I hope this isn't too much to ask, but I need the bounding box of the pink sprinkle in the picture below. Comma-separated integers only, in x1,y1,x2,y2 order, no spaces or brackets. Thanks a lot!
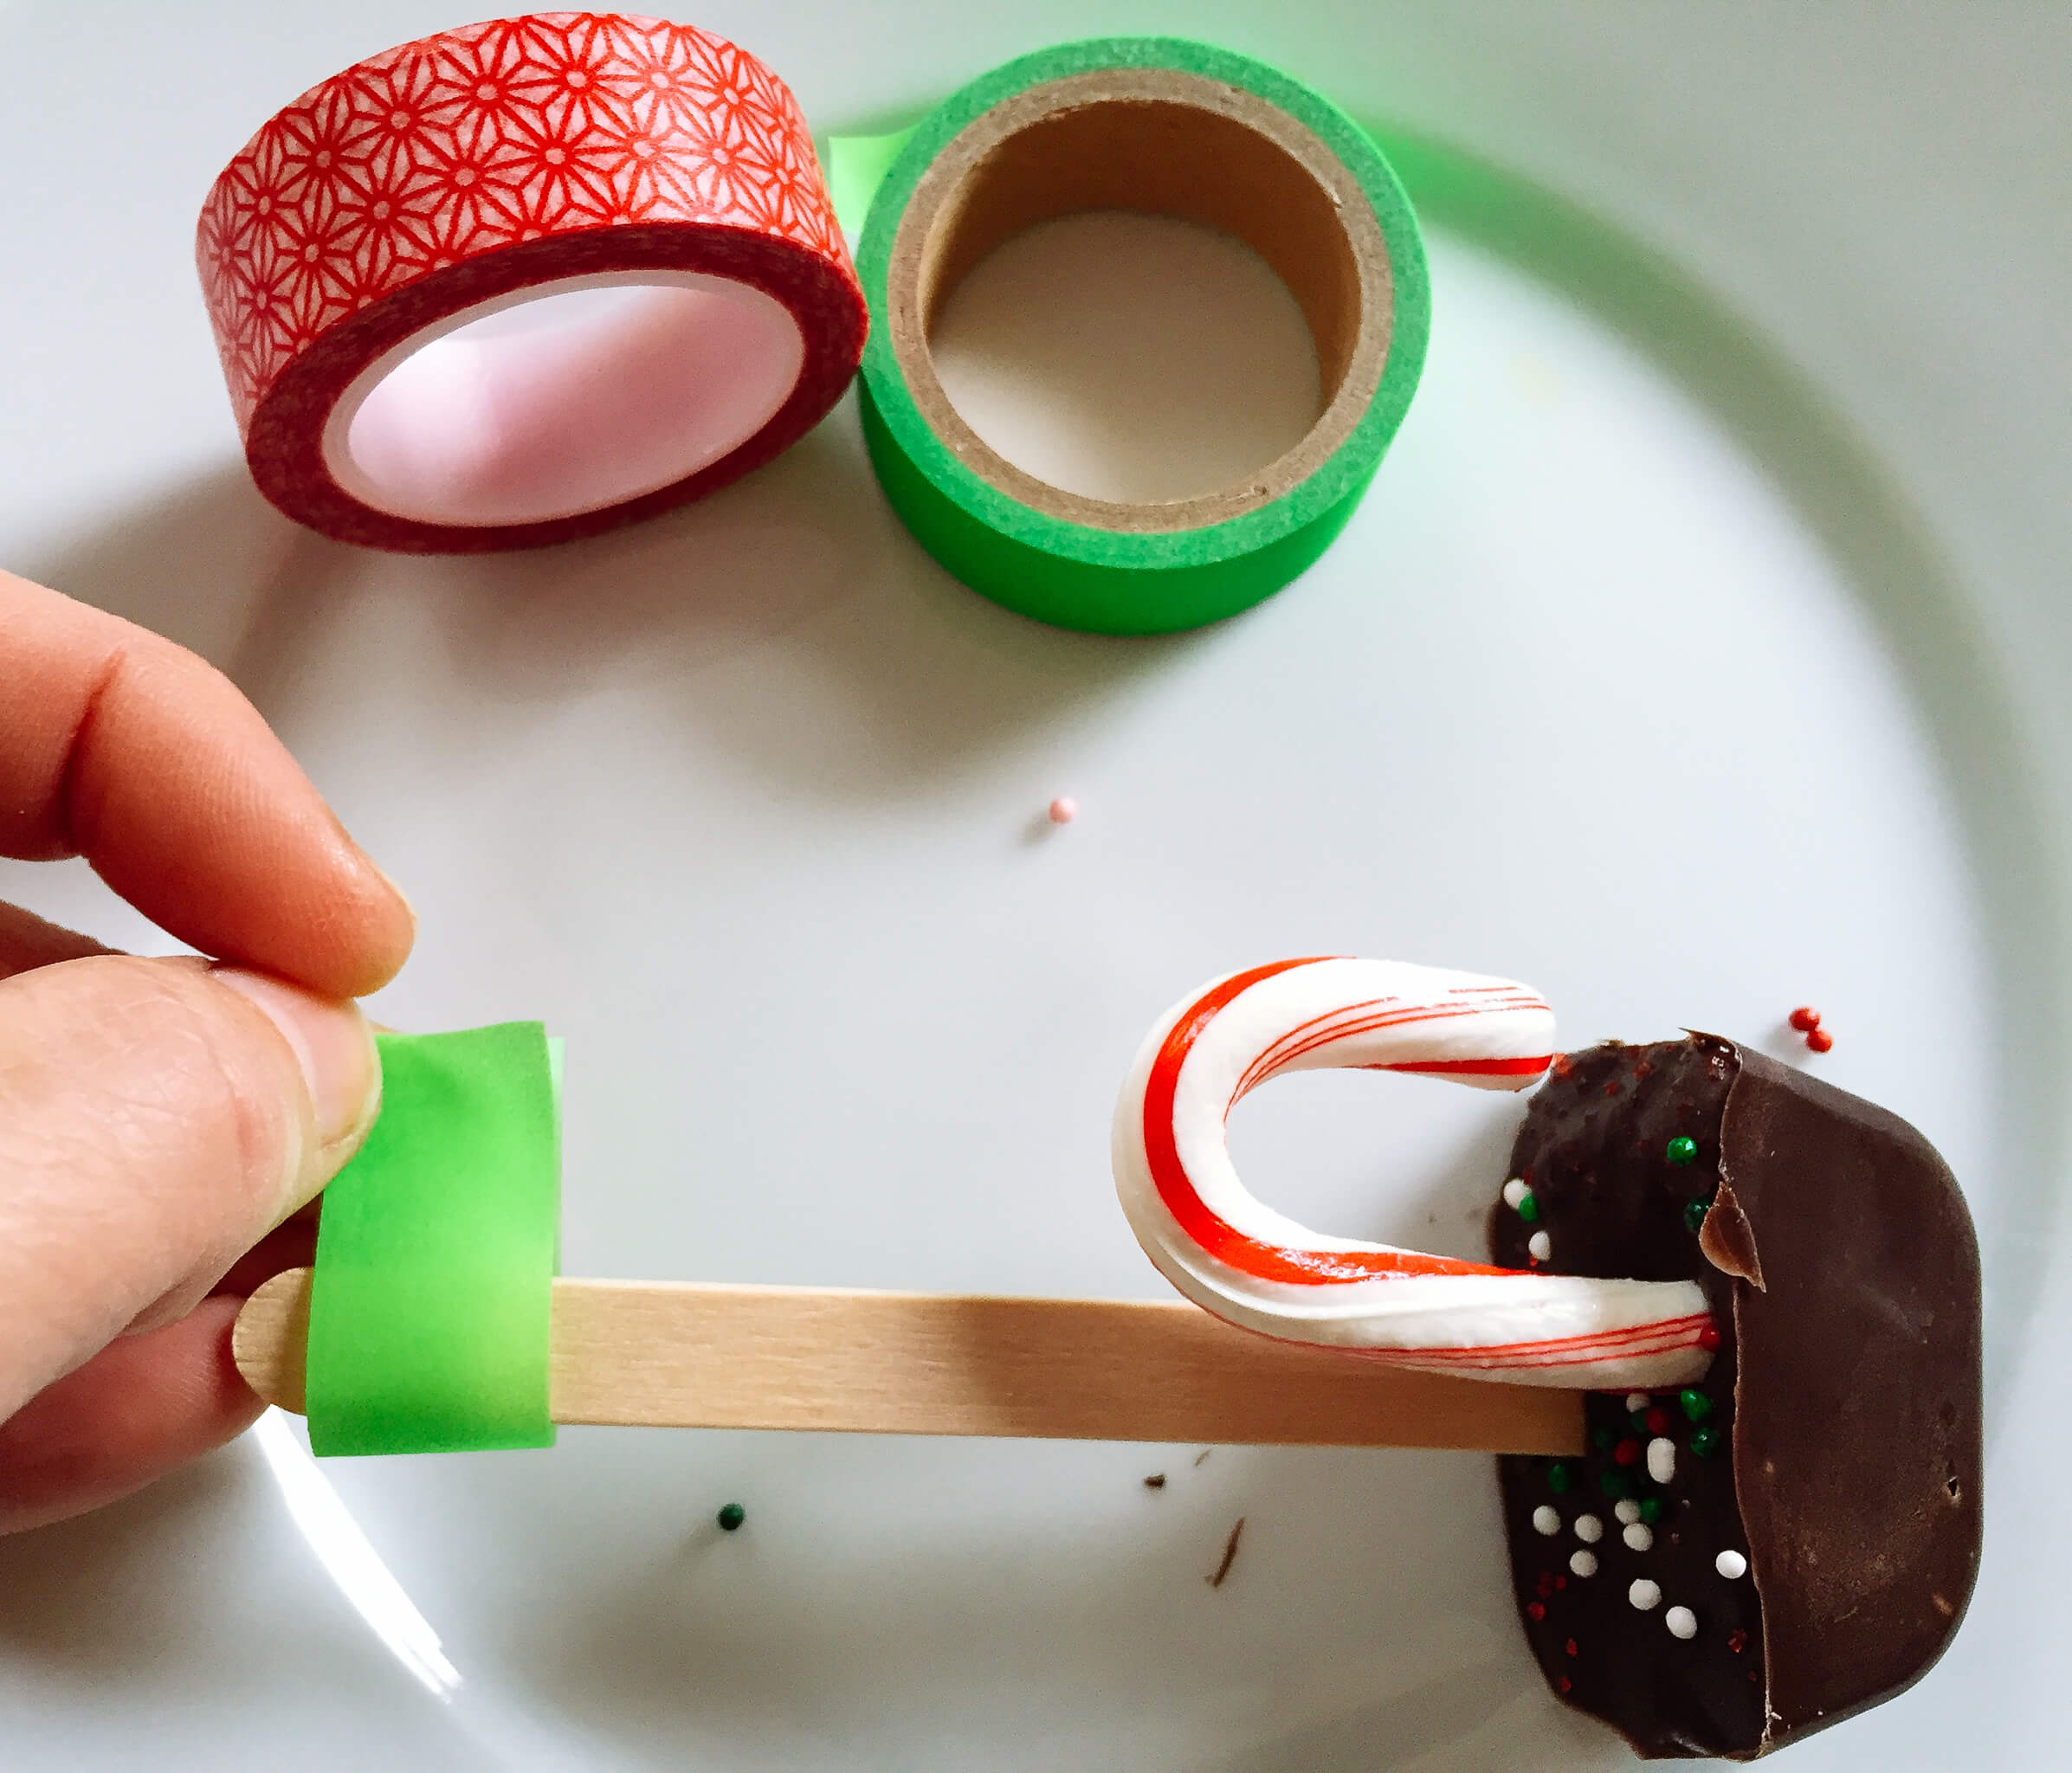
1047,796,1077,825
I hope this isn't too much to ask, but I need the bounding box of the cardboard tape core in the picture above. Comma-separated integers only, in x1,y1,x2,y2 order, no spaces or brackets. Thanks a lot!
888,69,1392,537
326,272,806,529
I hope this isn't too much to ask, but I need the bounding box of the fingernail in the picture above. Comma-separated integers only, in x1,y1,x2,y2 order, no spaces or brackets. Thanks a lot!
210,966,380,1152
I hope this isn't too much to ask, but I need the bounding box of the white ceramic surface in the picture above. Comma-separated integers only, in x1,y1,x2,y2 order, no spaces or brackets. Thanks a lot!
2,3,2067,1768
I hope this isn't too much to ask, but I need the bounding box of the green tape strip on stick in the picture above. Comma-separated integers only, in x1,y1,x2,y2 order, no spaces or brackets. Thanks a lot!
846,36,1430,636
304,1023,562,1456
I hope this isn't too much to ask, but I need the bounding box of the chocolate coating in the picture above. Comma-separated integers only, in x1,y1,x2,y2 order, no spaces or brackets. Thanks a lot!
1493,1037,1763,1757
1492,1038,1980,1760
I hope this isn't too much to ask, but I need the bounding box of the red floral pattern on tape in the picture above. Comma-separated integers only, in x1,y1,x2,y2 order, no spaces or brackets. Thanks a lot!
196,12,864,553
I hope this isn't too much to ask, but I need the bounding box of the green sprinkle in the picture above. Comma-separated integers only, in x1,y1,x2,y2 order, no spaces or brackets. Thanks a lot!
1599,1469,1633,1500
1689,1426,1721,1459
1517,1192,1541,1224
1638,1495,1665,1525
1628,1409,1650,1435
1546,1462,1575,1494
1683,1196,1712,1234
716,1502,746,1531
1680,1388,1714,1423
1591,1425,1616,1451
1666,1136,1699,1167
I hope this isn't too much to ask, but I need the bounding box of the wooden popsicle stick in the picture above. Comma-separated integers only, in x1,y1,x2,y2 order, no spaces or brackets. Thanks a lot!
234,1267,1583,1455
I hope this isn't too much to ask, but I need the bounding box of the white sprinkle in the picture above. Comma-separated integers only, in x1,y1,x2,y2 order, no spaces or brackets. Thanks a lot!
1570,1550,1598,1578
1665,1605,1698,1640
1623,1522,1655,1552
1614,1499,1643,1525
1573,1513,1603,1544
1647,1437,1676,1486
1527,1230,1552,1260
1502,1178,1529,1209
1624,1392,1650,1413
1532,1505,1561,1536
1629,1578,1662,1611
1716,1550,1749,1580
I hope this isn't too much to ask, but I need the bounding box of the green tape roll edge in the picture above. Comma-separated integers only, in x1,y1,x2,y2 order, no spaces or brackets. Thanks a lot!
854,36,1430,636
303,1023,562,1456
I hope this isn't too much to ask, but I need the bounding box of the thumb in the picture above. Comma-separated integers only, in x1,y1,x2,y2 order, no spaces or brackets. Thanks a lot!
0,953,380,1422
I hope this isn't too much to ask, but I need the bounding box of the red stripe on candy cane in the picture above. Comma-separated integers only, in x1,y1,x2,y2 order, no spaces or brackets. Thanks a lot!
1141,962,1527,1286
1123,957,1718,1388
1402,1315,1716,1368
1249,994,1545,1068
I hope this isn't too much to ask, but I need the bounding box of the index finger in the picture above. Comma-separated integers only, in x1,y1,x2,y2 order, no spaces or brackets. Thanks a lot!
0,571,414,998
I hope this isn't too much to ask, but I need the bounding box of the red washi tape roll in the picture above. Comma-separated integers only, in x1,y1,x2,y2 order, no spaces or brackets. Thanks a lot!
196,12,865,553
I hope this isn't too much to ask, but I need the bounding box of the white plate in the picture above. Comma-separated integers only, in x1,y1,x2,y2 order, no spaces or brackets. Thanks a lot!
3,4,2067,1768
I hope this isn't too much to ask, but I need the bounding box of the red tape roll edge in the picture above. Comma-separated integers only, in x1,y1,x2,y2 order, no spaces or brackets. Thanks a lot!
196,12,865,554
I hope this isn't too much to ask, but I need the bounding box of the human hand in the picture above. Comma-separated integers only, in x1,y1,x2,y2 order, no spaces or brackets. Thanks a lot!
0,569,416,1533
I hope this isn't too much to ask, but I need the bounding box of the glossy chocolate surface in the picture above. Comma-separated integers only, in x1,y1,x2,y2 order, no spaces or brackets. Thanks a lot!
1492,1037,1980,1759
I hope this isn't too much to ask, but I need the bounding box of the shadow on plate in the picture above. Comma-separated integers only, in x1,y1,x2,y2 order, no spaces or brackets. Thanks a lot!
29,406,1202,809
0,1453,254,1677
480,1431,1545,1770
1381,126,2065,1415
15,463,311,673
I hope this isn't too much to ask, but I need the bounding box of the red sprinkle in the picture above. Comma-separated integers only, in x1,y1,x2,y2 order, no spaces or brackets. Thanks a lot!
1527,1601,1546,1621
1645,1408,1671,1435
1788,1006,1822,1033
1558,1675,1572,1693
1537,1571,1557,1597
1613,1438,1643,1467
1554,1576,1568,1590
1805,1027,1834,1054
1727,1629,1747,1654
1698,1325,1722,1352
1565,1637,1579,1658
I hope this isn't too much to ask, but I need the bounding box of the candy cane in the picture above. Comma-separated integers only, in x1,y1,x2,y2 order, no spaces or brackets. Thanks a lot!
1113,958,1716,1389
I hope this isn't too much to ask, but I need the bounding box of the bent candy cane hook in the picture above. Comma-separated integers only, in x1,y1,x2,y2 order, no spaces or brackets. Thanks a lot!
1113,957,1716,1389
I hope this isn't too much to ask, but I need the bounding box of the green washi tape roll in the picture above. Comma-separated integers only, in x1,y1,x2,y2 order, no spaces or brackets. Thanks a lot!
304,1023,561,1456
851,37,1429,635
